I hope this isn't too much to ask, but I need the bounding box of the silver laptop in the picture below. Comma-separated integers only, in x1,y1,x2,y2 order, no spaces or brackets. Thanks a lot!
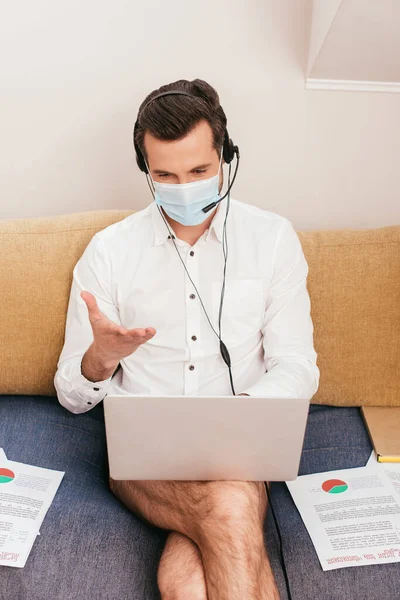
103,394,310,482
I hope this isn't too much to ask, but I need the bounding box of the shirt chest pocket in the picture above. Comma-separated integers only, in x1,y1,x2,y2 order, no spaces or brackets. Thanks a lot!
211,278,264,346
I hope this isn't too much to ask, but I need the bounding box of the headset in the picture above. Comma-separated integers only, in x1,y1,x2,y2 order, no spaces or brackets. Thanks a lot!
134,89,240,396
133,89,292,600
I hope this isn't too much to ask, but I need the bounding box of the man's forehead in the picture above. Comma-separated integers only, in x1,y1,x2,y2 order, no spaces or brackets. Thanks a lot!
145,140,219,173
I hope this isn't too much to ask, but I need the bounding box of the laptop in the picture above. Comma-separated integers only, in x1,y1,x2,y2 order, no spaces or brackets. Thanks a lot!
103,394,310,482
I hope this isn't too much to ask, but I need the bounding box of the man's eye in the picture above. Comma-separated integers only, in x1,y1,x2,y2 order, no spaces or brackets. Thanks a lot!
159,169,206,179
159,170,206,178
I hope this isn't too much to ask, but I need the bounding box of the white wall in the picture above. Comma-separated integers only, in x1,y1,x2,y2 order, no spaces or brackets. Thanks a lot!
0,0,399,229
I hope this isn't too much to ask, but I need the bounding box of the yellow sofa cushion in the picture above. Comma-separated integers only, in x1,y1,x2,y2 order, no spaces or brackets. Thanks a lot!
0,210,398,406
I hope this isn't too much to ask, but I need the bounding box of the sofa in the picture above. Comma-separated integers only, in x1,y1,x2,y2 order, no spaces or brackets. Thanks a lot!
0,209,399,600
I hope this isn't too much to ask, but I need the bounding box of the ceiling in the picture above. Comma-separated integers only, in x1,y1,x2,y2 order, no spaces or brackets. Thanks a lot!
307,0,400,90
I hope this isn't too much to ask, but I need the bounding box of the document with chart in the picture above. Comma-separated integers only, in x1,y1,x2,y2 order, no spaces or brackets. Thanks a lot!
286,455,400,571
0,447,64,568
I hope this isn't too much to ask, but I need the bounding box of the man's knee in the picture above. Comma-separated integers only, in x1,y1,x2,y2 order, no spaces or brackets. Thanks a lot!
199,481,265,528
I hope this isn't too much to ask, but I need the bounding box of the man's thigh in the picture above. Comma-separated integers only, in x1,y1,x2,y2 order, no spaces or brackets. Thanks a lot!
0,396,168,600
266,404,400,600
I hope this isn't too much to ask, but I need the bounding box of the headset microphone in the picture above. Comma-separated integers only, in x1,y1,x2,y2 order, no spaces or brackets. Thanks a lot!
202,145,240,213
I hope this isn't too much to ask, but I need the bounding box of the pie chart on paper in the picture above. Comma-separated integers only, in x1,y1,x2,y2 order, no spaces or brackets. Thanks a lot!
321,478,348,494
0,467,15,484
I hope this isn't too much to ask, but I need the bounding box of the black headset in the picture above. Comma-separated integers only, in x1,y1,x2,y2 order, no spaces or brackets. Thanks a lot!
133,89,240,396
132,89,293,600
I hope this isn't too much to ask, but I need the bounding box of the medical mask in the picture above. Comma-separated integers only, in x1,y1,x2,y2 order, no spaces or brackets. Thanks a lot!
145,148,223,226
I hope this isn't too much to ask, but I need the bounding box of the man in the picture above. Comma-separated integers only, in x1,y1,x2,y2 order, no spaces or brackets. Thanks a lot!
54,78,320,599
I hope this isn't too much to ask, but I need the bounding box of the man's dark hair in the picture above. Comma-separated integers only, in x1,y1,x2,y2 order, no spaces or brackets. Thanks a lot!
134,78,227,163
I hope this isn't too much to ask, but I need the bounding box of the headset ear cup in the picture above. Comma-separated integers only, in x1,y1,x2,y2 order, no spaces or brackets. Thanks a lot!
223,129,236,164
133,120,148,174
228,138,235,162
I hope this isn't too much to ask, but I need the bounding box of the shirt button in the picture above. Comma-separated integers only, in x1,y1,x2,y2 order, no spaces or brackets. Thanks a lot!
189,365,195,371
93,387,100,391
189,293,196,299
190,250,194,256
191,335,197,341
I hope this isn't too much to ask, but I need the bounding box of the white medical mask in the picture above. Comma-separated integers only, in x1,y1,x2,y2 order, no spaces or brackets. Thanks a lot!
145,148,223,226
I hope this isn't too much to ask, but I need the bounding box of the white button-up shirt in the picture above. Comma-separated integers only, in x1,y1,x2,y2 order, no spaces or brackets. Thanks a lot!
54,196,320,414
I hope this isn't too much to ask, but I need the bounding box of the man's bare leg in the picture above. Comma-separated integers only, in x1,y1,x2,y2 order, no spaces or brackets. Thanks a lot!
157,531,207,600
109,478,280,600
197,481,277,599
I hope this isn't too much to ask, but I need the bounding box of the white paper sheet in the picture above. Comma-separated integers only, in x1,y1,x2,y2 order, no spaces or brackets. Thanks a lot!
0,454,64,567
286,460,400,571
366,450,400,497
1,449,41,538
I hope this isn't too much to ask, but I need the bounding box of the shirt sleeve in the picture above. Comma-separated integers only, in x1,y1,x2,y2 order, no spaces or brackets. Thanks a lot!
54,233,122,414
239,217,320,399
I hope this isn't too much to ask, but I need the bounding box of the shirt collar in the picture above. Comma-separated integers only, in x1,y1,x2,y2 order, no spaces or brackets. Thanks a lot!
151,196,228,246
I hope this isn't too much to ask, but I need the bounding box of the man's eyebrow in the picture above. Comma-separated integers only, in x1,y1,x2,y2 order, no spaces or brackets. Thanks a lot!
153,163,213,175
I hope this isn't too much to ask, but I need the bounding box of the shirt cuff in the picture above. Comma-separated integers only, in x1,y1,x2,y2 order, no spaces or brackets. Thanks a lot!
69,357,113,399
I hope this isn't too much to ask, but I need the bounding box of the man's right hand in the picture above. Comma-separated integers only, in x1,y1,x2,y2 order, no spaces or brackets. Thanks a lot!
80,290,156,366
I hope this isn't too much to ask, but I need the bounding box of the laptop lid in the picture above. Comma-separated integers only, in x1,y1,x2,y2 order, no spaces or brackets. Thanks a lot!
104,394,310,482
